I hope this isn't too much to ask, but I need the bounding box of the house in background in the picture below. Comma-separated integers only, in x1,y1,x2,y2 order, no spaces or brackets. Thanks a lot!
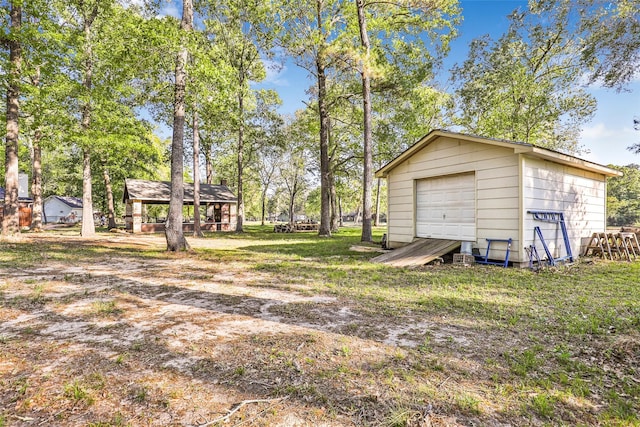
43,196,83,223
0,192,33,228
0,172,33,228
375,130,622,266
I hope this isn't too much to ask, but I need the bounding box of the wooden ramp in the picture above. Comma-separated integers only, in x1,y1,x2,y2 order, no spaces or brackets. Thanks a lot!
372,238,461,267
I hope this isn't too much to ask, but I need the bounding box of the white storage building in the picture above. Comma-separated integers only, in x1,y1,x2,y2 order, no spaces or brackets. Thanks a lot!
375,130,622,266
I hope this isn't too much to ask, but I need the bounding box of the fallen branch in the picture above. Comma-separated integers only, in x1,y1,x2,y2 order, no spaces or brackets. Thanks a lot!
194,396,289,427
437,376,451,389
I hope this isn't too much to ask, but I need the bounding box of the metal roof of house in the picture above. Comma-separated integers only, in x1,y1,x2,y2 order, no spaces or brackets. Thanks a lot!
49,195,83,208
123,179,237,204
375,129,623,178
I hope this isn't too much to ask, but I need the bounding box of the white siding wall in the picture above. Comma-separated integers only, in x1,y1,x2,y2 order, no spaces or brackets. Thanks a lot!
44,198,67,223
387,136,520,261
522,157,607,261
43,198,83,223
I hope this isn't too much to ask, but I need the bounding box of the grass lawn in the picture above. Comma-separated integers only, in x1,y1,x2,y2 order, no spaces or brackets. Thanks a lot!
0,225,639,426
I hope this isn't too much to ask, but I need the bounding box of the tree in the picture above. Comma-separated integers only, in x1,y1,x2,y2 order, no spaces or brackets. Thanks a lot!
92,113,164,229
15,0,78,232
71,0,103,238
451,5,596,154
577,0,640,91
575,0,639,155
630,117,640,155
288,104,348,231
251,111,286,226
255,145,281,225
165,0,193,251
2,0,22,237
349,0,459,242
48,1,160,236
279,142,309,226
203,0,276,233
275,0,350,237
353,0,373,242
191,107,203,237
607,164,640,226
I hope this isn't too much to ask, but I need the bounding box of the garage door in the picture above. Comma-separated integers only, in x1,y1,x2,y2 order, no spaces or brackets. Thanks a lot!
416,173,476,240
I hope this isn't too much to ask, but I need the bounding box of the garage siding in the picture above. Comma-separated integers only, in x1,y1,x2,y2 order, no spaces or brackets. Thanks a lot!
386,136,520,262
523,157,607,259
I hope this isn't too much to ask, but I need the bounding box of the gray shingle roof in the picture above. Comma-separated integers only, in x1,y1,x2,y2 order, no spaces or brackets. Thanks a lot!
123,179,237,204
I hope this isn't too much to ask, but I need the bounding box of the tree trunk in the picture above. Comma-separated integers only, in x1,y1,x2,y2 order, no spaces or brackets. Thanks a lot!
80,6,97,238
329,166,339,232
30,131,43,231
81,148,96,236
202,139,212,224
356,0,373,242
2,2,22,237
200,139,213,184
166,0,193,251
338,195,343,227
261,187,267,226
204,144,213,184
192,108,203,237
235,90,245,232
288,183,297,226
374,176,381,227
316,53,331,235
327,117,338,232
102,163,116,229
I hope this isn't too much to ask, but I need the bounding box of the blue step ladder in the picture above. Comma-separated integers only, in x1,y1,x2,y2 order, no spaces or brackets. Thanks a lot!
474,238,512,267
528,211,573,266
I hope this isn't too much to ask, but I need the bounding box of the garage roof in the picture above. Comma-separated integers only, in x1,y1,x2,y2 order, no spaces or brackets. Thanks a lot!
375,130,622,178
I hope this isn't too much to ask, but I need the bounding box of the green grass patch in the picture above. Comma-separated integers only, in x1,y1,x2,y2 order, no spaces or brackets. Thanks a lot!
64,381,94,405
91,300,122,316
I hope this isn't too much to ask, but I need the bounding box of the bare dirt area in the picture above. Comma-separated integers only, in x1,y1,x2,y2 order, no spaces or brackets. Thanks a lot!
0,233,470,427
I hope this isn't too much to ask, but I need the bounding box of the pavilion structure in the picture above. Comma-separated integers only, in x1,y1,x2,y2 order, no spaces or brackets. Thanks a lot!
123,179,237,233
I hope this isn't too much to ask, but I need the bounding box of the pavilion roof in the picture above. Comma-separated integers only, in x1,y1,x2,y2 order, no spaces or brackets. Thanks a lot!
123,179,237,205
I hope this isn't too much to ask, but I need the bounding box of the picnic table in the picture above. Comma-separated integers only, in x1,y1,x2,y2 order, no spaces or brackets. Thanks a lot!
295,221,319,231
273,221,319,233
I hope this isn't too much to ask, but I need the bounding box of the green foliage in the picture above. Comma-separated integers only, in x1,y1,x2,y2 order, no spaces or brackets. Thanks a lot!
7,0,637,242
607,164,640,226
1,0,171,221
451,3,595,154
578,0,640,90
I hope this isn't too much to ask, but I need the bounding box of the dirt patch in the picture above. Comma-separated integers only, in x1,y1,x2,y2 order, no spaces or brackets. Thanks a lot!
0,233,483,426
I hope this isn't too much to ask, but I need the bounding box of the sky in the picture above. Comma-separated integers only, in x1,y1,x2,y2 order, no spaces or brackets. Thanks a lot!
158,0,639,167
255,0,640,167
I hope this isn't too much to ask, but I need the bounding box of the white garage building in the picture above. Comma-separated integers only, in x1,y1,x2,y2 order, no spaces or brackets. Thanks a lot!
375,130,622,266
